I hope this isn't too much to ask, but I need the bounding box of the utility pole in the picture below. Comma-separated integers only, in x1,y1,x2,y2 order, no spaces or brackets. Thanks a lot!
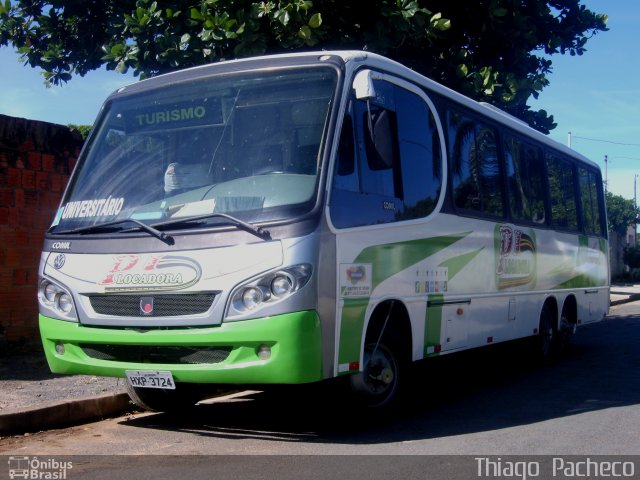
604,155,608,194
568,131,572,149
633,173,638,247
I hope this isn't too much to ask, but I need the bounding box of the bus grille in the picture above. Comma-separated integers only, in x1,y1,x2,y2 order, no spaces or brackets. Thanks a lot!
87,293,218,317
80,344,232,365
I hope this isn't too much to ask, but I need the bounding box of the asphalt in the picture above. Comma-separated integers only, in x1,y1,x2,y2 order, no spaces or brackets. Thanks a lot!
1,283,639,436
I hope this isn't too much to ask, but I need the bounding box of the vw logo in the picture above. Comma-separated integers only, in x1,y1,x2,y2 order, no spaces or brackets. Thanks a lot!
53,254,66,270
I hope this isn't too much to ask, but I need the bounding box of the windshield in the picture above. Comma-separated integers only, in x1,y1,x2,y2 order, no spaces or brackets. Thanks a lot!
51,66,338,233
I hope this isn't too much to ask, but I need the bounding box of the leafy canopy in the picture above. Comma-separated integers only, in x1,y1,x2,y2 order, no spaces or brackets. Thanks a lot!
606,191,639,236
0,0,608,133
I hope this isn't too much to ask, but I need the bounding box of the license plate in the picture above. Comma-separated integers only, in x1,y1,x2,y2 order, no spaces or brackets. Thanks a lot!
125,370,175,390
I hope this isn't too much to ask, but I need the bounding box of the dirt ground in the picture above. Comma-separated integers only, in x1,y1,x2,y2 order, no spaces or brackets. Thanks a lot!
0,349,124,413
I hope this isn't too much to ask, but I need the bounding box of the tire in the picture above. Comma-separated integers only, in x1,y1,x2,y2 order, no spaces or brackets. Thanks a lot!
349,337,402,408
558,307,576,351
537,303,557,362
125,381,203,413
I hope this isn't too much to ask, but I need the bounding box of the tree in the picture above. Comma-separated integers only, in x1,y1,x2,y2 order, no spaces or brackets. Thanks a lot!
0,0,607,133
67,124,91,140
605,192,638,236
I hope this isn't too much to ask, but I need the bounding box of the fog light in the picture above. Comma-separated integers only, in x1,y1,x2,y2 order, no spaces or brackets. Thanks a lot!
257,344,271,360
55,342,65,355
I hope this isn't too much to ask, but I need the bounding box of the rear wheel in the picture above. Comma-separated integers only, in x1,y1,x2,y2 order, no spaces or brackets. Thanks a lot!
537,303,557,362
558,306,577,351
125,382,204,413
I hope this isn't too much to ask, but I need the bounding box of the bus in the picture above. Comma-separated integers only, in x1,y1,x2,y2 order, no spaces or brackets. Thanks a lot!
38,51,609,410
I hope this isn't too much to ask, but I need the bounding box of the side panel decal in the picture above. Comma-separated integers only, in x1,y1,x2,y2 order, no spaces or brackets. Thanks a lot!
337,232,470,373
353,233,471,292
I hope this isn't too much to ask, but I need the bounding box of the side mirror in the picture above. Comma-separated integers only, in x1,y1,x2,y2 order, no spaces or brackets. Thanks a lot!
353,70,376,100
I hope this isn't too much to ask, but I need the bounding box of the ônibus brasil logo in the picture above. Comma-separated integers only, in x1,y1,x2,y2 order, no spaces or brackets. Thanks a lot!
99,254,202,292
8,456,72,479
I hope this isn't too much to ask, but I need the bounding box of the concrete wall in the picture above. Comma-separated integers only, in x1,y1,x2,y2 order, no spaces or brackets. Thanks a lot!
0,114,83,348
609,225,636,280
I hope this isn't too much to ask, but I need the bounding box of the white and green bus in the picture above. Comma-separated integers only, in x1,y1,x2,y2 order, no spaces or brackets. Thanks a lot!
38,51,609,410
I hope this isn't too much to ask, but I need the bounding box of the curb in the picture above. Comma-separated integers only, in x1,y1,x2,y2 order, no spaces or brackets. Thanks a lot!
610,293,640,307
0,392,131,434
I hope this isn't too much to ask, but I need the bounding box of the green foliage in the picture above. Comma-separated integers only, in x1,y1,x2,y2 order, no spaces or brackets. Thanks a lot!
0,0,608,134
67,124,91,139
606,192,639,236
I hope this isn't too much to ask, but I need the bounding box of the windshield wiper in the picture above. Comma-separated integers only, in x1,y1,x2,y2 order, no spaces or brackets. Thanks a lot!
153,212,271,240
52,218,175,245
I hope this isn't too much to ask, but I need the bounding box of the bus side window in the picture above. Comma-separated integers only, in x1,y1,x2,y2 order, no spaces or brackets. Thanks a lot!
363,108,400,172
504,135,546,224
448,109,503,217
330,79,443,228
334,113,360,192
547,153,579,230
579,166,605,236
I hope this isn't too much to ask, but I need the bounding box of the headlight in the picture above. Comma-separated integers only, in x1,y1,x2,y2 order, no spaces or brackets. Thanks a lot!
57,293,74,314
242,286,267,310
44,283,58,302
271,274,294,296
227,264,312,318
38,279,77,321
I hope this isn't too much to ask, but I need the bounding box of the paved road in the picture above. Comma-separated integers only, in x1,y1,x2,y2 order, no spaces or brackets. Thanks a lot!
2,303,639,458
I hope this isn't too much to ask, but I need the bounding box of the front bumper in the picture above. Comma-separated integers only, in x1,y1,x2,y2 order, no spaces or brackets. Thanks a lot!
39,310,323,385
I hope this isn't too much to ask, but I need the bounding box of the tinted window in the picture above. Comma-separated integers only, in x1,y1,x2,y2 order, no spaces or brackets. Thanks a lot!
504,135,546,224
547,153,578,230
448,110,503,217
331,79,443,228
579,167,604,235
53,67,338,232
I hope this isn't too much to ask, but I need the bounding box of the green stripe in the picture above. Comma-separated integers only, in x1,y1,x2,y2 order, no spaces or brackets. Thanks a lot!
337,298,369,371
438,247,484,281
354,232,471,292
425,294,443,357
553,274,604,289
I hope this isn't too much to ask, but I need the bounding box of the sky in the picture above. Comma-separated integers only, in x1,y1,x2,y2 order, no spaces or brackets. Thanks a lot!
0,0,638,200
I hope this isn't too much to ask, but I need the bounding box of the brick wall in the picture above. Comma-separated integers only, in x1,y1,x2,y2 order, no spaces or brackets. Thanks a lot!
0,114,83,349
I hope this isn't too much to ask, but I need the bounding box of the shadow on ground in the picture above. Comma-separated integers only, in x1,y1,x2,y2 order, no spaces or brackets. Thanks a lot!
119,315,640,445
0,350,58,381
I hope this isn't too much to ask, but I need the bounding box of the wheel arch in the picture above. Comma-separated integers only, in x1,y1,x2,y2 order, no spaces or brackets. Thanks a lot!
363,298,413,363
561,294,578,326
541,296,559,331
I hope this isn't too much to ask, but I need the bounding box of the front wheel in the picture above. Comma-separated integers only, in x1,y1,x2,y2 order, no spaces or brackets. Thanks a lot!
350,340,402,408
125,382,204,413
